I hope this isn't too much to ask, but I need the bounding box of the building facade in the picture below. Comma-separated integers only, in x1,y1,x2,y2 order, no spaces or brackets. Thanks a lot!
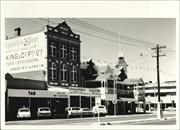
5,21,146,121
46,22,81,87
5,21,100,121
142,81,176,111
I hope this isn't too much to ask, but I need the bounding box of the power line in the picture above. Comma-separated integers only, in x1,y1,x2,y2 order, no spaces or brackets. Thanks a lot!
166,47,176,53
71,18,157,47
127,52,154,63
63,18,157,48
163,50,176,56
39,18,149,48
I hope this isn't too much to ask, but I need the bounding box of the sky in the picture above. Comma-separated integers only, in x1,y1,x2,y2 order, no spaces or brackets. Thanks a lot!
5,18,176,82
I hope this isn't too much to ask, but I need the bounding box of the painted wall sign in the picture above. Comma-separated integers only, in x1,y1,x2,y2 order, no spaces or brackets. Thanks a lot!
5,32,47,73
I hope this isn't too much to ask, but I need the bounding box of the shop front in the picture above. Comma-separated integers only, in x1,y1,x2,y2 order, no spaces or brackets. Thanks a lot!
69,87,100,109
6,87,100,120
6,89,68,120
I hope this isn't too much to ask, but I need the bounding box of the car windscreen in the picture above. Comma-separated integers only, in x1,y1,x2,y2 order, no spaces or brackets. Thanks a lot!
82,108,90,111
72,108,80,110
40,108,50,111
19,109,29,112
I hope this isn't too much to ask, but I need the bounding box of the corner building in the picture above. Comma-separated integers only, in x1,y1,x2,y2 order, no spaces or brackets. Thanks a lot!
5,21,99,120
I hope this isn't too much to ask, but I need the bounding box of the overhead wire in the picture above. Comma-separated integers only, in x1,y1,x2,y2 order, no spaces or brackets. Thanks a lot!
63,18,157,48
71,18,157,47
39,18,149,48
37,18,176,78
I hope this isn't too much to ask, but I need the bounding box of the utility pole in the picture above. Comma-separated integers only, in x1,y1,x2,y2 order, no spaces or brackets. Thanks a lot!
151,45,166,119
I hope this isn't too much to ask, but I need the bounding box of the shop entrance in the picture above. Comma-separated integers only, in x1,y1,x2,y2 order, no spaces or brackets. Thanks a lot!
81,96,90,108
70,96,80,107
51,98,68,117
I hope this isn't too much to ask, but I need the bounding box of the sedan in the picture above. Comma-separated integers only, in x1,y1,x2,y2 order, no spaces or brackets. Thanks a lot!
17,107,31,119
37,107,51,118
81,108,93,117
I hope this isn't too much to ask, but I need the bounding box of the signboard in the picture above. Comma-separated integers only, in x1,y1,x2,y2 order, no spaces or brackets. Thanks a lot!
5,32,47,73
106,94,117,101
8,89,68,98
70,87,100,96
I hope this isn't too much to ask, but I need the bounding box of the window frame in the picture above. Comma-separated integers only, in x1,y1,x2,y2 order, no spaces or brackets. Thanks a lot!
71,65,78,83
60,44,67,59
71,46,78,61
61,63,68,82
49,41,57,57
49,61,57,81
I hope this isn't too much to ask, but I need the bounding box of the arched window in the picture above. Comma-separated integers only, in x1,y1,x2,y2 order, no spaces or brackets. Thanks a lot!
61,63,67,82
49,61,57,81
71,66,77,83
49,41,57,57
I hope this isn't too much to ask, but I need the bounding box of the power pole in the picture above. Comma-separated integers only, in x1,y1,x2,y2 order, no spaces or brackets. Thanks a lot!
152,45,166,119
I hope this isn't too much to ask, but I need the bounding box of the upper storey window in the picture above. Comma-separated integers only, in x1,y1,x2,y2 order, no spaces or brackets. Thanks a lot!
71,46,77,61
49,41,57,57
60,44,67,59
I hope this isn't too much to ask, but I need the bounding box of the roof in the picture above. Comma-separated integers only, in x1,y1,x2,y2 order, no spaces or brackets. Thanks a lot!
80,62,98,72
81,62,89,69
95,73,114,81
11,70,46,81
117,78,144,85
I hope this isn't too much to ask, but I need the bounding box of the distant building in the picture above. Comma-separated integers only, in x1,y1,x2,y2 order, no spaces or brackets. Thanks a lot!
140,81,176,111
80,59,98,87
85,75,146,115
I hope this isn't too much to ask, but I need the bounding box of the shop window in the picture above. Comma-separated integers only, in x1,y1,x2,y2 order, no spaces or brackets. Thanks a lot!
49,61,57,81
60,44,67,59
71,66,77,83
49,41,57,57
71,47,77,61
61,63,67,82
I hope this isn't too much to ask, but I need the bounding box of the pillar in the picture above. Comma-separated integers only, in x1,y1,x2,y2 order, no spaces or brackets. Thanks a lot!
79,96,81,108
90,96,92,109
143,101,146,113
124,101,126,114
28,97,31,108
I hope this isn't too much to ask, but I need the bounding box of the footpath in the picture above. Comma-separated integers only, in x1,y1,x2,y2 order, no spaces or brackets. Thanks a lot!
99,111,176,125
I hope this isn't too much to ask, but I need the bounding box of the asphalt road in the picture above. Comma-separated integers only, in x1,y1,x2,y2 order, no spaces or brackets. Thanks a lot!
5,112,176,125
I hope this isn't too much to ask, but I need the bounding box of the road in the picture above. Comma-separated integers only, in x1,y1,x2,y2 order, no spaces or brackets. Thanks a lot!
6,112,176,125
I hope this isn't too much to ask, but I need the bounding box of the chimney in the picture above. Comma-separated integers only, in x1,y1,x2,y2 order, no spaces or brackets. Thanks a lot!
14,27,21,36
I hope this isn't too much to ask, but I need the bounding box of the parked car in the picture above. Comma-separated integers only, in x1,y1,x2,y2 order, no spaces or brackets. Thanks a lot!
92,105,107,116
65,107,82,118
17,107,31,119
165,107,176,111
37,107,51,118
81,108,93,117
